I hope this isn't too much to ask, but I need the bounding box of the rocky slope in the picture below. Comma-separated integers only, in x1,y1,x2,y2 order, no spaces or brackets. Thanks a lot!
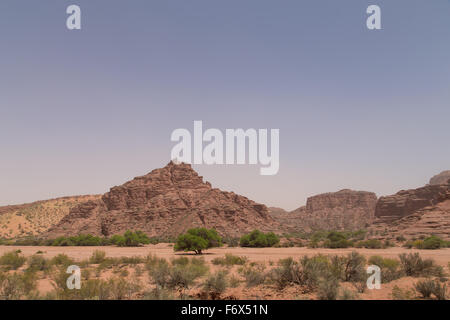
45,162,278,238
0,195,101,238
270,190,378,232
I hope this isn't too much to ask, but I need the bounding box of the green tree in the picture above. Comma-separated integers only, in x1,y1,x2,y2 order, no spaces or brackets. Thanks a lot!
174,228,222,254
239,230,280,248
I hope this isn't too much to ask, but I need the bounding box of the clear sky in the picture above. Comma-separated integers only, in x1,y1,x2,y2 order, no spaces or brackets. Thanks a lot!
1,0,449,210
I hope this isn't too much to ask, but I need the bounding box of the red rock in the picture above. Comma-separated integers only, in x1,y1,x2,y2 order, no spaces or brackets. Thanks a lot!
46,162,279,238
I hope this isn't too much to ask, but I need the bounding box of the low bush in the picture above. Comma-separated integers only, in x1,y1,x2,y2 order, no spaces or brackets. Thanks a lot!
414,279,447,300
50,254,75,267
241,266,266,287
399,253,444,277
202,270,228,299
27,255,50,272
368,256,404,283
317,275,340,300
0,271,38,300
89,250,106,264
355,239,383,249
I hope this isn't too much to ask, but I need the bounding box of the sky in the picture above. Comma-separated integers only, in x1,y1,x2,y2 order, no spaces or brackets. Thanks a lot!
0,0,449,210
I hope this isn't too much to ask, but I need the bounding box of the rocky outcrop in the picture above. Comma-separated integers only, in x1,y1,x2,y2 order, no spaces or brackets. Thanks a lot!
370,200,450,240
270,190,377,232
374,184,450,222
429,170,450,185
299,190,377,231
46,162,279,238
370,180,450,240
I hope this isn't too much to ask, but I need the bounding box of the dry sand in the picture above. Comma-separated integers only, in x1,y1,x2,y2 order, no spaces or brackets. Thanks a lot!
1,244,449,266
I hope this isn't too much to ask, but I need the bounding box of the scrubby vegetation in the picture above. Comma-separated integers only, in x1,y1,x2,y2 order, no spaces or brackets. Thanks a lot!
0,248,446,300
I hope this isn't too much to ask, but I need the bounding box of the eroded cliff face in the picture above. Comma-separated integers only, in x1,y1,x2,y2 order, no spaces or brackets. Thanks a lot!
270,190,377,232
429,171,450,185
374,184,450,222
370,181,450,240
46,162,279,238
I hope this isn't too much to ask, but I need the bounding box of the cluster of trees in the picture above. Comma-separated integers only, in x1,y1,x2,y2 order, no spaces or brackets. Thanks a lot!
239,230,280,248
174,229,281,254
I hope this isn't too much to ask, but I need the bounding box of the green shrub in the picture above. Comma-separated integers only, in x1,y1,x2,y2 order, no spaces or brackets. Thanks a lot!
323,231,351,249
355,239,383,249
239,230,280,248
368,256,404,283
0,251,26,270
110,230,150,247
422,236,446,250
399,253,444,277
174,228,222,254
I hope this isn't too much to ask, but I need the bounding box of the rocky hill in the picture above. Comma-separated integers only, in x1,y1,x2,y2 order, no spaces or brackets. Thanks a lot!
0,195,101,238
270,190,377,232
45,162,279,238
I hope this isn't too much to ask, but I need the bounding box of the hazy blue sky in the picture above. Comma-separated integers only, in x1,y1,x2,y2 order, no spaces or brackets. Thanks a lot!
1,0,449,210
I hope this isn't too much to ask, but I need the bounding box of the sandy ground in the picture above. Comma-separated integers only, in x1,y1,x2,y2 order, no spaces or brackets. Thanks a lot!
1,244,449,266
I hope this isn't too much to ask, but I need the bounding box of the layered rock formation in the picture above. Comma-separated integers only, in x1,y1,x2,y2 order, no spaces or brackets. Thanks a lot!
374,184,450,222
45,162,278,238
270,190,378,232
370,180,450,240
298,190,377,231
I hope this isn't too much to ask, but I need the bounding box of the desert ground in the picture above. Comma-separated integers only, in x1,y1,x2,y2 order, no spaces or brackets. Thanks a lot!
0,244,448,300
